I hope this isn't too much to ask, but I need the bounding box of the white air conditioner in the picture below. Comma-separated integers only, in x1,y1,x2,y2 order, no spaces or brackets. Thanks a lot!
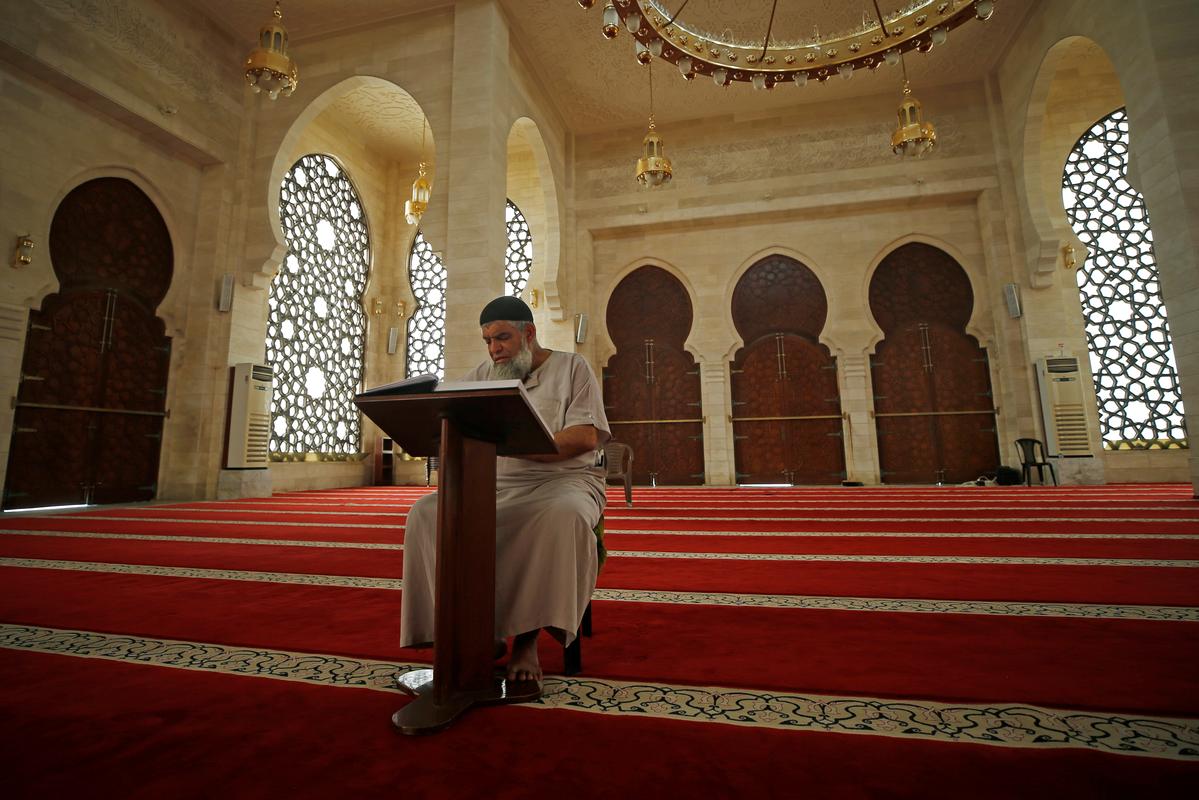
226,363,273,468
1035,356,1093,457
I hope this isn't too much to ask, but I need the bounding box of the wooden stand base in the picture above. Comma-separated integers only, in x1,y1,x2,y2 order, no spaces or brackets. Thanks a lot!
391,669,542,735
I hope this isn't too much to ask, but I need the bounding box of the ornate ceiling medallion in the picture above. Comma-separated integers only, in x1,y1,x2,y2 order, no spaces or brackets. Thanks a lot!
583,0,996,89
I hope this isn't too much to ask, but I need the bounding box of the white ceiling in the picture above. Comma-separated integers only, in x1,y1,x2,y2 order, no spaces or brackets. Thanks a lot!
193,0,1033,135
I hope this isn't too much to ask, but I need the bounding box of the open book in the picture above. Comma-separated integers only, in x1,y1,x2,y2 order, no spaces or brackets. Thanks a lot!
356,373,438,397
356,374,525,399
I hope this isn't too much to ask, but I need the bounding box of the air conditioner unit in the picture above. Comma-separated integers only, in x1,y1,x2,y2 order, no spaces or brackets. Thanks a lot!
1035,356,1093,457
226,363,273,468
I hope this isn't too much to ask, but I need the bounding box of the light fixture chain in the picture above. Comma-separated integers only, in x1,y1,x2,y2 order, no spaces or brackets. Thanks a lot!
759,0,779,62
662,0,692,29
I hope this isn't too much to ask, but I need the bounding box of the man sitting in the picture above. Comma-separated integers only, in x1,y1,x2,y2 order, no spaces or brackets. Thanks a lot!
400,296,610,683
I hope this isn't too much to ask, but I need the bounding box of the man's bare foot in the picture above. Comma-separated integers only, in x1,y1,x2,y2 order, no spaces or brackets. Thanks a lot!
506,630,542,683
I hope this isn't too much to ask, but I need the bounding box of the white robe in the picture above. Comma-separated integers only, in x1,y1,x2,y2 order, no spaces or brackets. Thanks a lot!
399,351,610,647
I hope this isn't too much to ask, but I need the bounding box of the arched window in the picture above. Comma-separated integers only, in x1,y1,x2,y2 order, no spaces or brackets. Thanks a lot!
404,199,532,379
405,231,447,379
268,154,370,455
504,199,532,297
1062,108,1187,449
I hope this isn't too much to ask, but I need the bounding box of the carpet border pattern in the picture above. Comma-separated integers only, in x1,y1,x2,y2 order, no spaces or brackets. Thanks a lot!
2,623,1196,761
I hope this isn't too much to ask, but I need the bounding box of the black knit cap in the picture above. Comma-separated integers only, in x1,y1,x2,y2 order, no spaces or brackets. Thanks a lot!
479,295,534,326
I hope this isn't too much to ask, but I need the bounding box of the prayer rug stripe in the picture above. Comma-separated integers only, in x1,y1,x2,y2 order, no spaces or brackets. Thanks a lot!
1,623,1195,761
3,557,1197,620
605,550,1199,567
0,529,403,550
3,572,1195,714
152,499,1199,511
606,528,1199,539
77,509,1199,523
5,540,1197,570
9,529,1199,561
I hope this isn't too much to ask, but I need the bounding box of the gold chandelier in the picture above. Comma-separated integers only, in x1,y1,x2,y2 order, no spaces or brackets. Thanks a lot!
244,1,298,100
405,119,433,225
585,0,995,87
636,62,672,188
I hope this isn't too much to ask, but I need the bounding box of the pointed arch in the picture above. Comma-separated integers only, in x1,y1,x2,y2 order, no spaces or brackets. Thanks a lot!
507,118,563,320
867,243,1000,484
601,264,703,486
728,252,845,485
862,234,992,353
1021,36,1125,286
597,256,700,366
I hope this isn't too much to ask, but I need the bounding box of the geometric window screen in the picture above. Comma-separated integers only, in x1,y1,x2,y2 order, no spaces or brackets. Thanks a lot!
504,199,533,297
405,230,447,380
1062,108,1187,449
267,154,370,455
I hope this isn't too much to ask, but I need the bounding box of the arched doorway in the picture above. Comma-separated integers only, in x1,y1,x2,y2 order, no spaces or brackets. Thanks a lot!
602,266,703,485
730,254,845,484
4,178,173,509
869,243,998,484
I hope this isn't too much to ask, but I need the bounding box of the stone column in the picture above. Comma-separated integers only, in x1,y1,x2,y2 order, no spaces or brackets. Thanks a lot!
699,360,734,485
1124,2,1199,493
839,352,880,484
442,0,510,377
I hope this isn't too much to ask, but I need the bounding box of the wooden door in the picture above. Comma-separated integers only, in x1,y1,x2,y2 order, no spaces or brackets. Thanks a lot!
730,255,845,484
869,243,999,484
602,266,704,485
3,178,173,509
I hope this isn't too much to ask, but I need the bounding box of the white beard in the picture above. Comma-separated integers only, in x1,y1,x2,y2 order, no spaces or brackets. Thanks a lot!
492,342,534,380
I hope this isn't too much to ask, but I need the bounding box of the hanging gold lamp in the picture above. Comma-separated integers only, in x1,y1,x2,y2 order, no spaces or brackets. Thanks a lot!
891,79,937,157
635,62,672,188
405,118,433,225
244,1,298,100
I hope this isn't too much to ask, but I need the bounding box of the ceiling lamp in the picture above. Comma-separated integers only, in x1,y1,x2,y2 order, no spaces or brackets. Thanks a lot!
892,79,936,157
405,119,433,225
635,63,672,188
582,0,996,88
244,1,298,100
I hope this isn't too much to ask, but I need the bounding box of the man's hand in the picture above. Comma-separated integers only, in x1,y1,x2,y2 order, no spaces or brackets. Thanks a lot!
520,424,599,462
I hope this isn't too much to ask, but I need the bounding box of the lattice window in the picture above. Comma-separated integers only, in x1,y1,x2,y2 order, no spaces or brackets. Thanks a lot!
267,154,370,456
505,199,532,297
1062,108,1187,449
405,230,447,379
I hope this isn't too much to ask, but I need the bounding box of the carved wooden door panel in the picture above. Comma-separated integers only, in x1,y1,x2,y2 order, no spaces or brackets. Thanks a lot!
730,255,845,484
602,266,703,485
869,243,999,484
3,179,172,509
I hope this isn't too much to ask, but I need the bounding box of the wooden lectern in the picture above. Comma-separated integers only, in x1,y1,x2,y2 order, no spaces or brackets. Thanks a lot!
354,381,556,734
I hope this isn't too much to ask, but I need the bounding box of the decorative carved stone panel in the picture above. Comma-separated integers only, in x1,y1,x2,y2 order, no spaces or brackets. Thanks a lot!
730,256,844,484
868,243,999,484
603,266,703,485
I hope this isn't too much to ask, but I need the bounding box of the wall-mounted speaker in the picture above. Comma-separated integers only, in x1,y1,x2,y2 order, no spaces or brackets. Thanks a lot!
218,273,235,313
574,313,588,344
1003,283,1022,319
387,327,400,355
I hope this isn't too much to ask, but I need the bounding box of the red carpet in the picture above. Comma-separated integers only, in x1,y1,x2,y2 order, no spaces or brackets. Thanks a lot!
2,482,1198,797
